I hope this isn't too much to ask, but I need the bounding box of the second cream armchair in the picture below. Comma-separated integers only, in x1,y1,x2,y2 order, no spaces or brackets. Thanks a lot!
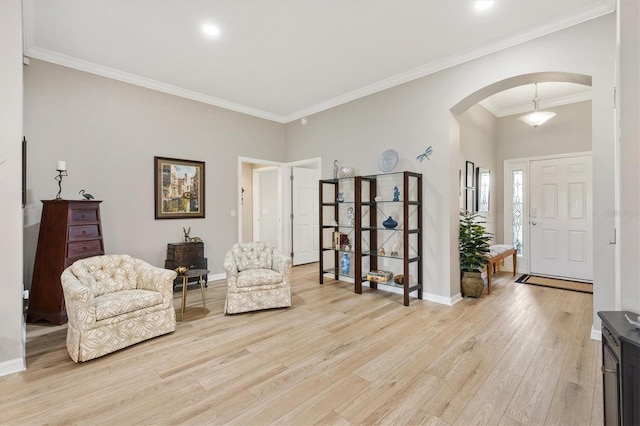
223,242,292,314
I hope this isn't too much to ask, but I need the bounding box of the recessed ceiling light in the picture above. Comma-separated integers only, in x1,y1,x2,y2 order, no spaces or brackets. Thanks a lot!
202,24,221,38
474,1,495,11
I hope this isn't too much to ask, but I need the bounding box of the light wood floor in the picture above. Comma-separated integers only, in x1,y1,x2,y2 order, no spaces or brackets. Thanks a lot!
1,264,602,425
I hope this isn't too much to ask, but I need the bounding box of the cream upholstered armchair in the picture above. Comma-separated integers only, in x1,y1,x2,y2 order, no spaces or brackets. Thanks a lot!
223,242,292,314
61,254,177,362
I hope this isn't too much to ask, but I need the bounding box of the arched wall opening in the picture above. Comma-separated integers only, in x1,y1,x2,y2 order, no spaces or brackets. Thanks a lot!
448,71,609,334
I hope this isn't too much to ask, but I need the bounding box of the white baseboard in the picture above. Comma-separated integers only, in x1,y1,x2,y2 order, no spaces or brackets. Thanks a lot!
321,275,461,306
208,272,225,282
0,357,25,378
423,291,462,306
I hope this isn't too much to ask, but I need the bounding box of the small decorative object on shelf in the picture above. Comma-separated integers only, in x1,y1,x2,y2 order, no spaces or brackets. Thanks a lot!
383,216,398,229
183,227,191,242
367,270,393,283
393,186,400,202
346,207,355,226
340,253,351,274
79,189,94,200
379,247,386,256
333,159,340,179
338,166,356,178
394,274,405,285
391,241,400,257
54,160,68,199
331,219,339,226
374,196,384,202
337,192,344,203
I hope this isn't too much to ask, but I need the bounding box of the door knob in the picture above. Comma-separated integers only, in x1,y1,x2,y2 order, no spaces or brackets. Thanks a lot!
531,221,537,226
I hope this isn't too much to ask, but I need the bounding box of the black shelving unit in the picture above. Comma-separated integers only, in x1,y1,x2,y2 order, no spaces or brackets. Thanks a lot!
319,171,422,305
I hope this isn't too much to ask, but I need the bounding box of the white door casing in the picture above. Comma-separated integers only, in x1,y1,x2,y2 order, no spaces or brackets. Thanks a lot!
529,155,593,281
291,167,320,265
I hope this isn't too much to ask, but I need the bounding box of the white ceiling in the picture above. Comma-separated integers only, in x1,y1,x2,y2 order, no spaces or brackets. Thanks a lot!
23,0,613,123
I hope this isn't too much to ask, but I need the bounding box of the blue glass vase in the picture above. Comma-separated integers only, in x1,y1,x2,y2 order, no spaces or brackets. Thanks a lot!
383,216,398,229
340,253,350,275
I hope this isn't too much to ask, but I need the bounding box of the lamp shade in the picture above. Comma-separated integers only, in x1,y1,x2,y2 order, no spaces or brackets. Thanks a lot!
518,83,556,127
518,111,556,127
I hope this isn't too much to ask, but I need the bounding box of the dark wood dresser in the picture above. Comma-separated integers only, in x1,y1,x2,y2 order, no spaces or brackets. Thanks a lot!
598,311,640,426
164,242,208,288
27,200,104,325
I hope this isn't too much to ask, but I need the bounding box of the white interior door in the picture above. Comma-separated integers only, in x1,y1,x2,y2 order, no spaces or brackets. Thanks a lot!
253,167,280,248
291,167,319,265
530,155,593,281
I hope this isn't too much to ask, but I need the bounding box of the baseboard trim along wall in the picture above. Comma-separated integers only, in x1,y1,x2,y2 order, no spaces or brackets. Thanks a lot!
0,357,25,378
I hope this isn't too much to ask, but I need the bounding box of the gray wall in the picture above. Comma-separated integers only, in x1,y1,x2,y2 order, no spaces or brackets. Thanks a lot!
23,59,286,284
618,0,640,312
459,104,498,236
285,15,616,311
0,0,25,375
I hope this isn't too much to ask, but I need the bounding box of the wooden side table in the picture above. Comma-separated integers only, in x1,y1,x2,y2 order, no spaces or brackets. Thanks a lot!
177,269,208,320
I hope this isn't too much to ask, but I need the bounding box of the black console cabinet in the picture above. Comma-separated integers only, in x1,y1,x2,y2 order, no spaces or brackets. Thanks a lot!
598,311,640,426
164,242,208,288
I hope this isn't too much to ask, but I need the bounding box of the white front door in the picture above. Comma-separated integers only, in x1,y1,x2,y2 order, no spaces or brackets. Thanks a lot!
291,167,319,265
529,155,593,281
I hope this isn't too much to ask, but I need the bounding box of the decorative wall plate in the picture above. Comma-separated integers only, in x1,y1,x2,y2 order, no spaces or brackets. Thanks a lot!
378,149,398,173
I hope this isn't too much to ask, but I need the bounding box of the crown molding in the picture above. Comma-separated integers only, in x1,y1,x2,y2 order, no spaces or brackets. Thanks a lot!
480,91,593,117
23,0,614,124
23,47,288,123
282,1,614,122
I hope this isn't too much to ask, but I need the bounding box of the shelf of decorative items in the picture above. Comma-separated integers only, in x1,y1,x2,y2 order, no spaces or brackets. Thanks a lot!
319,171,422,305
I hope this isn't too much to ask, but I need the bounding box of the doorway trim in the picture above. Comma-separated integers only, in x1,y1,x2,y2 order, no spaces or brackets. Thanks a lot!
237,157,284,249
503,150,592,277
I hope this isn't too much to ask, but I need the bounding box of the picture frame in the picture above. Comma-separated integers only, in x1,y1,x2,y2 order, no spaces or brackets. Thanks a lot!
154,156,205,219
464,161,475,212
476,167,490,212
465,188,475,212
22,137,27,208
465,161,475,189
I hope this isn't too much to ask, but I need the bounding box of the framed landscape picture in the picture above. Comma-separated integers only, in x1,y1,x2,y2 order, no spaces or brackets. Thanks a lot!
154,156,205,219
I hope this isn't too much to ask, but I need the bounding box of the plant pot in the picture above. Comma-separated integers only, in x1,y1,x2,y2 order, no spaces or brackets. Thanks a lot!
461,270,485,298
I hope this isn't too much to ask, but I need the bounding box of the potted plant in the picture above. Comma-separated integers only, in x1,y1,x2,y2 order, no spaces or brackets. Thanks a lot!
459,209,492,297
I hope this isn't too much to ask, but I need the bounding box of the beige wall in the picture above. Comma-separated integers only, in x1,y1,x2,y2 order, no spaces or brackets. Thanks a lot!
0,0,25,374
459,104,498,236
618,0,640,312
23,59,286,283
285,15,616,309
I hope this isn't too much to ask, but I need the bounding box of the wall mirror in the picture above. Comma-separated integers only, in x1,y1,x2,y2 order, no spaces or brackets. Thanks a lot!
476,167,490,212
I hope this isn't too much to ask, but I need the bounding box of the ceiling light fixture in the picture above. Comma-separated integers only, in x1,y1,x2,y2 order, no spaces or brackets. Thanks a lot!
518,83,556,128
474,1,495,12
202,24,221,37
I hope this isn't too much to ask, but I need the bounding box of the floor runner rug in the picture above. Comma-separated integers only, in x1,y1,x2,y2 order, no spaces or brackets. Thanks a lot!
515,274,593,294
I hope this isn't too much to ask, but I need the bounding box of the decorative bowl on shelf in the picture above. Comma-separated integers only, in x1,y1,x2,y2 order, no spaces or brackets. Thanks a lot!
175,266,188,274
338,167,356,178
383,216,398,229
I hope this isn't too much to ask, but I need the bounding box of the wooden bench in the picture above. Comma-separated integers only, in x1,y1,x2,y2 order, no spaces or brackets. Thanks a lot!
486,244,517,293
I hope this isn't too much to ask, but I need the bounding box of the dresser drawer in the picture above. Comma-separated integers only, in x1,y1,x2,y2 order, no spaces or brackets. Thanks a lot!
70,208,98,222
67,239,103,257
167,242,204,261
68,225,100,240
